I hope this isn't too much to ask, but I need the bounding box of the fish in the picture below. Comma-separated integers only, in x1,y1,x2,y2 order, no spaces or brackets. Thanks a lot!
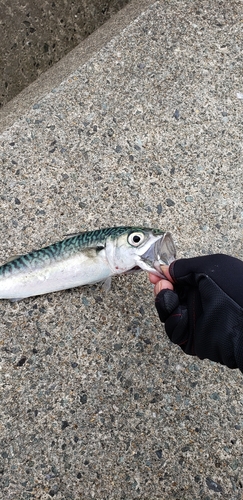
0,226,176,300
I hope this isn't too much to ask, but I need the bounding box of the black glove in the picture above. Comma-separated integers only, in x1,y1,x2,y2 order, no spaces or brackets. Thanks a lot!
155,254,243,372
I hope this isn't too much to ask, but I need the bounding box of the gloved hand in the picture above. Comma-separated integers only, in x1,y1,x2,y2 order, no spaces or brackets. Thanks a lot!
153,254,243,372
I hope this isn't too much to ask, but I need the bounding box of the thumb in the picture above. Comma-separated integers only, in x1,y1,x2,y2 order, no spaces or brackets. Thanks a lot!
160,265,174,282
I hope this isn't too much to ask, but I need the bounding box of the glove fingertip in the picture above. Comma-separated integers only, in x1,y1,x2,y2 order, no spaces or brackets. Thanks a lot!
155,289,180,323
165,308,189,347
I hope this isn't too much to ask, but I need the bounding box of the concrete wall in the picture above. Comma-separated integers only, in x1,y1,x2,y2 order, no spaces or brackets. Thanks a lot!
0,0,130,107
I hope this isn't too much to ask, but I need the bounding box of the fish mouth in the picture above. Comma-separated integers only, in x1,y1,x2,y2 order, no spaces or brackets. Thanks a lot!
140,232,176,276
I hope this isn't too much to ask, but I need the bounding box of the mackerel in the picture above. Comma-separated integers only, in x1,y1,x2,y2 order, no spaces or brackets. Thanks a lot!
0,226,176,300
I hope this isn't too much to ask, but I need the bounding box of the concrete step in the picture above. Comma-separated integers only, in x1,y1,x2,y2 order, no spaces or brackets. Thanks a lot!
0,0,132,107
0,0,151,132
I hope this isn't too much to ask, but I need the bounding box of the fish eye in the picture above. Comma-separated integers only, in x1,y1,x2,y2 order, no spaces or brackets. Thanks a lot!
128,232,145,246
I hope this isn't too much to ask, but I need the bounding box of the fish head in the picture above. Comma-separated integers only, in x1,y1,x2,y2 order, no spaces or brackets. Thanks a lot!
105,227,176,277
138,231,176,276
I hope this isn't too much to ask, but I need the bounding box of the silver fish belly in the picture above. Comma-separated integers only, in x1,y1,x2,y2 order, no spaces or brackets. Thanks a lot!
0,226,176,300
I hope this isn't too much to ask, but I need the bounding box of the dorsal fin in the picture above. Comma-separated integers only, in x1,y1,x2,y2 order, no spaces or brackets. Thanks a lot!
64,232,81,240
5,254,22,263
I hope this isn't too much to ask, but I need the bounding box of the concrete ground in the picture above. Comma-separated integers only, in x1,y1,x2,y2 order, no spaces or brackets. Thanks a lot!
0,0,243,498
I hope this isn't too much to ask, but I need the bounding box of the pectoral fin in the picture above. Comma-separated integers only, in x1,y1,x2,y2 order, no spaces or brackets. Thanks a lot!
102,277,112,293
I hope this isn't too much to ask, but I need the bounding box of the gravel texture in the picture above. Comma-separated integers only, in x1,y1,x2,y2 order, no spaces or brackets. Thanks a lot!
0,0,243,498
